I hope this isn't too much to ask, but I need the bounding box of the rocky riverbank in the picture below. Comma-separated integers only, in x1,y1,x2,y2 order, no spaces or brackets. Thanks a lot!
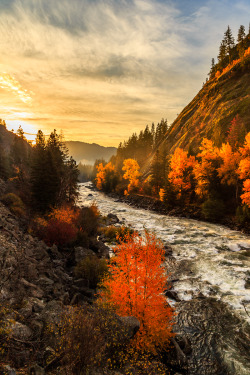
0,179,143,374
102,189,249,234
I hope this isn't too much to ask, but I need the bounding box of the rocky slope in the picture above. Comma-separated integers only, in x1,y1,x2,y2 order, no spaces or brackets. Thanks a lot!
141,56,250,176
0,179,116,374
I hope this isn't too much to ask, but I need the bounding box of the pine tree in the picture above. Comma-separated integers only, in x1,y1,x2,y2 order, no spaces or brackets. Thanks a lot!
237,25,246,58
224,25,235,62
31,129,79,212
218,40,227,68
209,58,216,78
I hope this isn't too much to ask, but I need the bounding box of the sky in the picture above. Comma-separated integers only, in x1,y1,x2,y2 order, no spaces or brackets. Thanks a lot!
0,0,249,146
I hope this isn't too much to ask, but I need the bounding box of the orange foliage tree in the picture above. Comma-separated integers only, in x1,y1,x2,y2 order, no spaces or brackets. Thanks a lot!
217,143,240,187
122,158,141,194
98,232,174,354
238,132,250,207
96,163,106,190
35,206,79,246
96,162,116,192
168,148,196,201
194,138,220,198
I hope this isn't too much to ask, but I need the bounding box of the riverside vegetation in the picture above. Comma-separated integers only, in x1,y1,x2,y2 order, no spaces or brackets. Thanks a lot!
0,126,176,374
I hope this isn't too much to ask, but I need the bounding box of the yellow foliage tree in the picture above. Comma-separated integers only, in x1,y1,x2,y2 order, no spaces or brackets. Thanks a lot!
96,162,115,191
194,138,220,198
122,159,141,193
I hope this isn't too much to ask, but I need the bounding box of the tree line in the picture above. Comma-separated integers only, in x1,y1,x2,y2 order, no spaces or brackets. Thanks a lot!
0,123,79,213
94,115,250,228
209,23,250,79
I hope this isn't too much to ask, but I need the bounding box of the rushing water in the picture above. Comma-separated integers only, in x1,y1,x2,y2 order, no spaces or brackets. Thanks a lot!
78,182,250,321
78,182,250,374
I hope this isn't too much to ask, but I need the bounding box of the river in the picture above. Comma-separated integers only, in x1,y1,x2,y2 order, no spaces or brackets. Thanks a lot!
78,182,250,375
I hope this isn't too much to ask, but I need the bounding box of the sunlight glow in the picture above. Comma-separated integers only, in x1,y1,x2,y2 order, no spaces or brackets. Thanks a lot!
0,73,32,104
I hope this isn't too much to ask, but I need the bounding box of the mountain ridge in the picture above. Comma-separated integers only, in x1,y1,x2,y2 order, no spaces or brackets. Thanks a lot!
65,141,117,165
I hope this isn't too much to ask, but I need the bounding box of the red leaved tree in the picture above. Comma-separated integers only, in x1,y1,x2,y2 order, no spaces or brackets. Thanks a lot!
98,232,175,354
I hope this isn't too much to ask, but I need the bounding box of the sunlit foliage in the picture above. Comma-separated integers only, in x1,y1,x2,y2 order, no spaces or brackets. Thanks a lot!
217,143,240,186
98,232,175,354
122,158,141,193
95,162,117,192
168,148,196,200
194,139,220,198
238,132,250,207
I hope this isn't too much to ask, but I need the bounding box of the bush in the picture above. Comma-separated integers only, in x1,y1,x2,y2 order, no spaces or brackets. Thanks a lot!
78,204,99,236
1,193,25,216
74,256,108,289
201,198,226,221
55,306,105,374
101,225,134,243
236,205,250,225
53,305,129,374
43,219,78,247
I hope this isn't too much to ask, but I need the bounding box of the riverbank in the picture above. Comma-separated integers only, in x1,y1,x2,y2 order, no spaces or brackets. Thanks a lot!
101,189,249,234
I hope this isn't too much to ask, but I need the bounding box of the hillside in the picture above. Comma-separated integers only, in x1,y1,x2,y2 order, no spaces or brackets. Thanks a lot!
65,141,116,164
0,122,18,152
142,57,250,175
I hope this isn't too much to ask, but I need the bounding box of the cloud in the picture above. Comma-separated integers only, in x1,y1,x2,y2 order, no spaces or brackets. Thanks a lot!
0,73,33,103
0,0,249,146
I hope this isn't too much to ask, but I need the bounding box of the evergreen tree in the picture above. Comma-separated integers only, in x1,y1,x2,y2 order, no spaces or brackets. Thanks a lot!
224,26,235,62
237,25,246,58
209,58,216,78
31,129,79,212
218,40,227,68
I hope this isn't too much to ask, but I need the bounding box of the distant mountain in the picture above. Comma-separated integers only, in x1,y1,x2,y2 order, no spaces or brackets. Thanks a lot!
65,141,117,165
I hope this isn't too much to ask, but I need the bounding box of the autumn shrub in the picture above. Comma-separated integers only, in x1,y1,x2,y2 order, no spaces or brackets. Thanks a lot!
53,305,130,374
43,219,78,246
74,256,108,289
78,204,99,236
33,205,79,246
75,229,90,248
1,192,25,217
101,225,134,243
201,197,226,221
98,231,175,355
55,306,105,374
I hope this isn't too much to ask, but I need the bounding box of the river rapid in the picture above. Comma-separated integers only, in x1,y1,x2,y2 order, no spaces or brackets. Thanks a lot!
78,182,250,375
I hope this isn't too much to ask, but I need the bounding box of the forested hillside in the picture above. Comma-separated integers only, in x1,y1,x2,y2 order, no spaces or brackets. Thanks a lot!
94,25,250,230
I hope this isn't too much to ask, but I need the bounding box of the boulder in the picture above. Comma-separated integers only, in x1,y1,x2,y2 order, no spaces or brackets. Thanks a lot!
96,241,110,259
107,213,119,224
10,321,33,340
1,365,16,374
75,247,96,263
29,364,45,375
119,316,140,339
41,300,64,326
